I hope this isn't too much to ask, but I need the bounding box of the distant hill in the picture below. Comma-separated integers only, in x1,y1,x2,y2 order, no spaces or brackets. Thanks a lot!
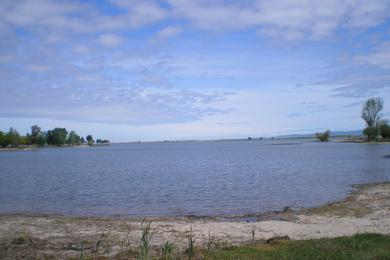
330,130,364,136
276,130,363,139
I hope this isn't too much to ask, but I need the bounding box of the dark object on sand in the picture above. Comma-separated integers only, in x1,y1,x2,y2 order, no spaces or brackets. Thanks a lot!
266,235,290,244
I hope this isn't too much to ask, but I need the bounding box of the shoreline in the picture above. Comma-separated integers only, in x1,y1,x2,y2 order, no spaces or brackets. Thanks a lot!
0,181,383,221
0,144,109,151
1,181,389,258
1,139,389,153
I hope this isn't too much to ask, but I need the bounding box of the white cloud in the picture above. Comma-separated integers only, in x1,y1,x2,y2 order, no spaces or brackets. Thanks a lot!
0,0,91,32
167,0,390,40
1,0,389,41
98,33,124,47
151,26,182,43
354,41,390,69
0,0,167,34
157,26,182,38
73,44,89,54
97,0,168,29
28,64,50,73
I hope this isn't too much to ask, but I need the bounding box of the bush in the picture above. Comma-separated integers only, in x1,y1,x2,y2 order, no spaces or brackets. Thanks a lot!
315,130,330,142
363,127,380,140
380,123,390,138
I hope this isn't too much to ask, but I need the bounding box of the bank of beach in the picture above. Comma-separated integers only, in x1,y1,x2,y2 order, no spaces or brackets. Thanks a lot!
1,182,389,259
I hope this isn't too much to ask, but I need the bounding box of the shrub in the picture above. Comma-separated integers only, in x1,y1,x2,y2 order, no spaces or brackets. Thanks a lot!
315,130,330,142
380,123,390,138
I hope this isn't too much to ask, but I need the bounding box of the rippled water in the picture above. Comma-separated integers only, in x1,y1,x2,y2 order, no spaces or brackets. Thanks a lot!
0,140,389,217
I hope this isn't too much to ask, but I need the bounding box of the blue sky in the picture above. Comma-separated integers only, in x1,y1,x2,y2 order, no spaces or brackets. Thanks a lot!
1,0,390,141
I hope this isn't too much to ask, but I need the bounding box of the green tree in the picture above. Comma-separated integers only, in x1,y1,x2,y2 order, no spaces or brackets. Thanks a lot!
4,127,21,147
316,130,330,142
86,135,94,145
380,122,390,138
0,131,4,148
66,131,81,145
37,132,47,147
30,125,42,145
20,134,31,145
362,97,384,141
46,128,68,146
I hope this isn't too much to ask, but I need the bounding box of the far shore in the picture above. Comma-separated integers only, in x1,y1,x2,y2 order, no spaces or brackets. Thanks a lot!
2,138,390,152
0,143,110,151
1,181,389,259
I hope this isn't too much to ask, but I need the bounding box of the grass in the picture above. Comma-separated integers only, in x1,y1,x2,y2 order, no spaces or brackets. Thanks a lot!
139,220,158,260
204,233,390,259
2,230,390,259
160,240,175,260
187,226,196,260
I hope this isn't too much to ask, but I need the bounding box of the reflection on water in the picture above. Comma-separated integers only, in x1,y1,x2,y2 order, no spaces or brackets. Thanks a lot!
0,140,389,217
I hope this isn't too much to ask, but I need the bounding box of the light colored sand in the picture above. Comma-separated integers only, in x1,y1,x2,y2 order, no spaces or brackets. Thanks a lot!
0,182,389,258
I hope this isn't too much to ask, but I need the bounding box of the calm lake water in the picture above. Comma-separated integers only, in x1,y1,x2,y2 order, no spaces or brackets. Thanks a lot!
0,140,389,217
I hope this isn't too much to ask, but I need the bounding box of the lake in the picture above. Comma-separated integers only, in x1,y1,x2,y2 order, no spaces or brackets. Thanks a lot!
0,140,389,217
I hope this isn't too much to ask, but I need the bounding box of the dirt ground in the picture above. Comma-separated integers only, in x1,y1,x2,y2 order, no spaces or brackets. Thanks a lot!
0,182,389,259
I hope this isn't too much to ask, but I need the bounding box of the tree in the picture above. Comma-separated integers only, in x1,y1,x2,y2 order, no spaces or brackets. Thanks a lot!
4,127,21,147
46,128,68,146
37,132,47,147
30,125,42,145
0,131,4,148
380,121,390,139
80,137,86,144
316,130,330,142
20,134,31,145
66,130,81,146
362,98,384,141
86,135,94,145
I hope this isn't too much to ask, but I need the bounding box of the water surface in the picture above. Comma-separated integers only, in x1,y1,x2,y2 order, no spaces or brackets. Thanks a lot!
0,140,389,217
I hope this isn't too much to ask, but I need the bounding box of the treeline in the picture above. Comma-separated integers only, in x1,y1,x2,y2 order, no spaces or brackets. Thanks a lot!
0,125,109,148
314,97,390,142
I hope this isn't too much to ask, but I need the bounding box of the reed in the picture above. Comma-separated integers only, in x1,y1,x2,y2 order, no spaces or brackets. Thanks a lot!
160,240,175,260
207,228,214,252
187,226,196,260
139,219,158,260
251,227,256,244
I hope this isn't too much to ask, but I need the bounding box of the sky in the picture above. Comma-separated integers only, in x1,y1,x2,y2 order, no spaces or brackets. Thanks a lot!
1,0,390,142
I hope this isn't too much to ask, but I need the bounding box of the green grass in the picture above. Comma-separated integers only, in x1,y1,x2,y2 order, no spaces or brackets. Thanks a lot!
204,233,390,259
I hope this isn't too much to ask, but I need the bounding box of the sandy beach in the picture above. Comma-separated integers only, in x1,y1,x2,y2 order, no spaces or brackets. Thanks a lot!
0,182,389,259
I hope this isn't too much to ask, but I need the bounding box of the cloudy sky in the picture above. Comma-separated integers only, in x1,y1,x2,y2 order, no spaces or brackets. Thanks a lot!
1,0,390,141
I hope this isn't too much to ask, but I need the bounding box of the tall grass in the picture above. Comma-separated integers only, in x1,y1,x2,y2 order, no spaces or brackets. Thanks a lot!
160,240,175,260
187,226,196,260
77,240,85,260
139,219,158,260
118,224,132,259
207,228,214,252
251,227,256,244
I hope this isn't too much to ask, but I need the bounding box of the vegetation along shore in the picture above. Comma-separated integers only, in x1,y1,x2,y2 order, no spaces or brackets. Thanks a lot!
0,125,109,150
